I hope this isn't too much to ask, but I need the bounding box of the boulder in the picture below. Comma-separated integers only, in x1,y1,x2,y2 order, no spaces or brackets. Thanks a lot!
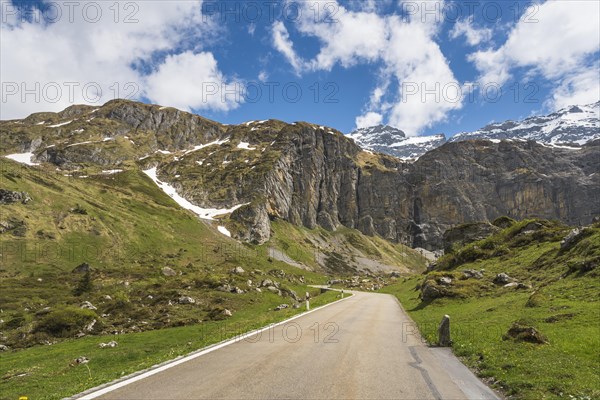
216,284,232,293
560,228,583,250
177,296,196,304
493,273,513,285
0,189,31,205
462,269,483,279
421,283,442,301
161,267,177,277
260,279,274,287
71,356,89,365
266,286,281,296
504,322,548,344
80,301,97,310
83,319,96,332
438,277,452,286
72,263,91,274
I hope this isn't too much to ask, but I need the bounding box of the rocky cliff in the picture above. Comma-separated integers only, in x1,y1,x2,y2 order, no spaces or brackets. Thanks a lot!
2,100,598,250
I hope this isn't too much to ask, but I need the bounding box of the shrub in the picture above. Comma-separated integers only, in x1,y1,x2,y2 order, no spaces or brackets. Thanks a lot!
35,307,97,337
73,270,93,296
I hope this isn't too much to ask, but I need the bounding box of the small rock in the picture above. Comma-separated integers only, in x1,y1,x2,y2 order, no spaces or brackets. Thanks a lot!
147,295,153,300
80,301,97,310
462,269,483,279
72,262,91,274
217,284,232,292
247,280,253,286
503,282,519,288
103,295,112,300
0,344,9,351
560,228,583,250
266,286,281,295
178,296,196,304
255,288,262,293
162,267,177,277
231,267,245,274
231,287,244,294
293,304,300,309
260,279,274,287
504,322,548,344
72,356,89,365
274,304,289,311
494,273,513,285
421,283,442,301
99,340,118,348
37,278,43,282
438,277,452,286
84,319,97,332
222,309,233,317
389,271,401,278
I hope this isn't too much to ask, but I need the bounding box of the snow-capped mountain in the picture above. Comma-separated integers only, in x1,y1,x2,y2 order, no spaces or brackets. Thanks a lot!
348,101,599,160
450,101,600,145
347,125,446,160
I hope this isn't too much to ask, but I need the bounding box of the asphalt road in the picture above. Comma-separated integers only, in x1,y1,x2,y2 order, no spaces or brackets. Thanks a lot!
88,291,499,400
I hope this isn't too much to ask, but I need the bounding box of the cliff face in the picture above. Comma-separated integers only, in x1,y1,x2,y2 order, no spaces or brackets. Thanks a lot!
2,100,598,250
254,127,598,249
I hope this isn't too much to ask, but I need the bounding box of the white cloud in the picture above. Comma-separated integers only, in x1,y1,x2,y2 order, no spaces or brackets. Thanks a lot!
258,71,269,82
144,52,242,112
449,17,492,46
271,0,462,135
0,0,240,119
271,21,305,75
355,112,383,128
469,0,600,108
547,65,600,110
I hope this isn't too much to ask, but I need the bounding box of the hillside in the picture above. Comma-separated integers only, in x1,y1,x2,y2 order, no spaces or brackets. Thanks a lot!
381,218,600,399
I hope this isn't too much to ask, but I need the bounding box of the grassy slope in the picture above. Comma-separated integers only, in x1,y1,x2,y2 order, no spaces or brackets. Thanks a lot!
0,159,348,399
380,220,600,399
269,220,426,275
1,290,342,400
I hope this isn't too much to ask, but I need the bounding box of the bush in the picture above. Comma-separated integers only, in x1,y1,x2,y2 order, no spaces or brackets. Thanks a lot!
73,270,93,296
34,306,97,337
492,216,516,229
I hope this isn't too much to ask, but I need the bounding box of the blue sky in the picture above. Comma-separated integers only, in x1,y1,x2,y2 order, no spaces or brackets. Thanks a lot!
2,1,599,137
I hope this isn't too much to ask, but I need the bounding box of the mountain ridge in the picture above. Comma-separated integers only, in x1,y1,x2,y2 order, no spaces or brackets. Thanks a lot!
347,101,600,159
2,99,598,250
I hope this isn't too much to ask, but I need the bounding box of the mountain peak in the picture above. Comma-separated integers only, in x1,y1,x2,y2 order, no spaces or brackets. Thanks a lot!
347,125,445,160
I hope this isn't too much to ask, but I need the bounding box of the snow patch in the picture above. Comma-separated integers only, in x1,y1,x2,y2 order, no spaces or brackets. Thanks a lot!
48,120,73,128
217,226,232,237
237,142,256,150
143,167,249,220
4,152,39,166
183,139,229,155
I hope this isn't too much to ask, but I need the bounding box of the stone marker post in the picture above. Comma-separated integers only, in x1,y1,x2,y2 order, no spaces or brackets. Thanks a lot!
438,314,451,346
306,291,310,311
